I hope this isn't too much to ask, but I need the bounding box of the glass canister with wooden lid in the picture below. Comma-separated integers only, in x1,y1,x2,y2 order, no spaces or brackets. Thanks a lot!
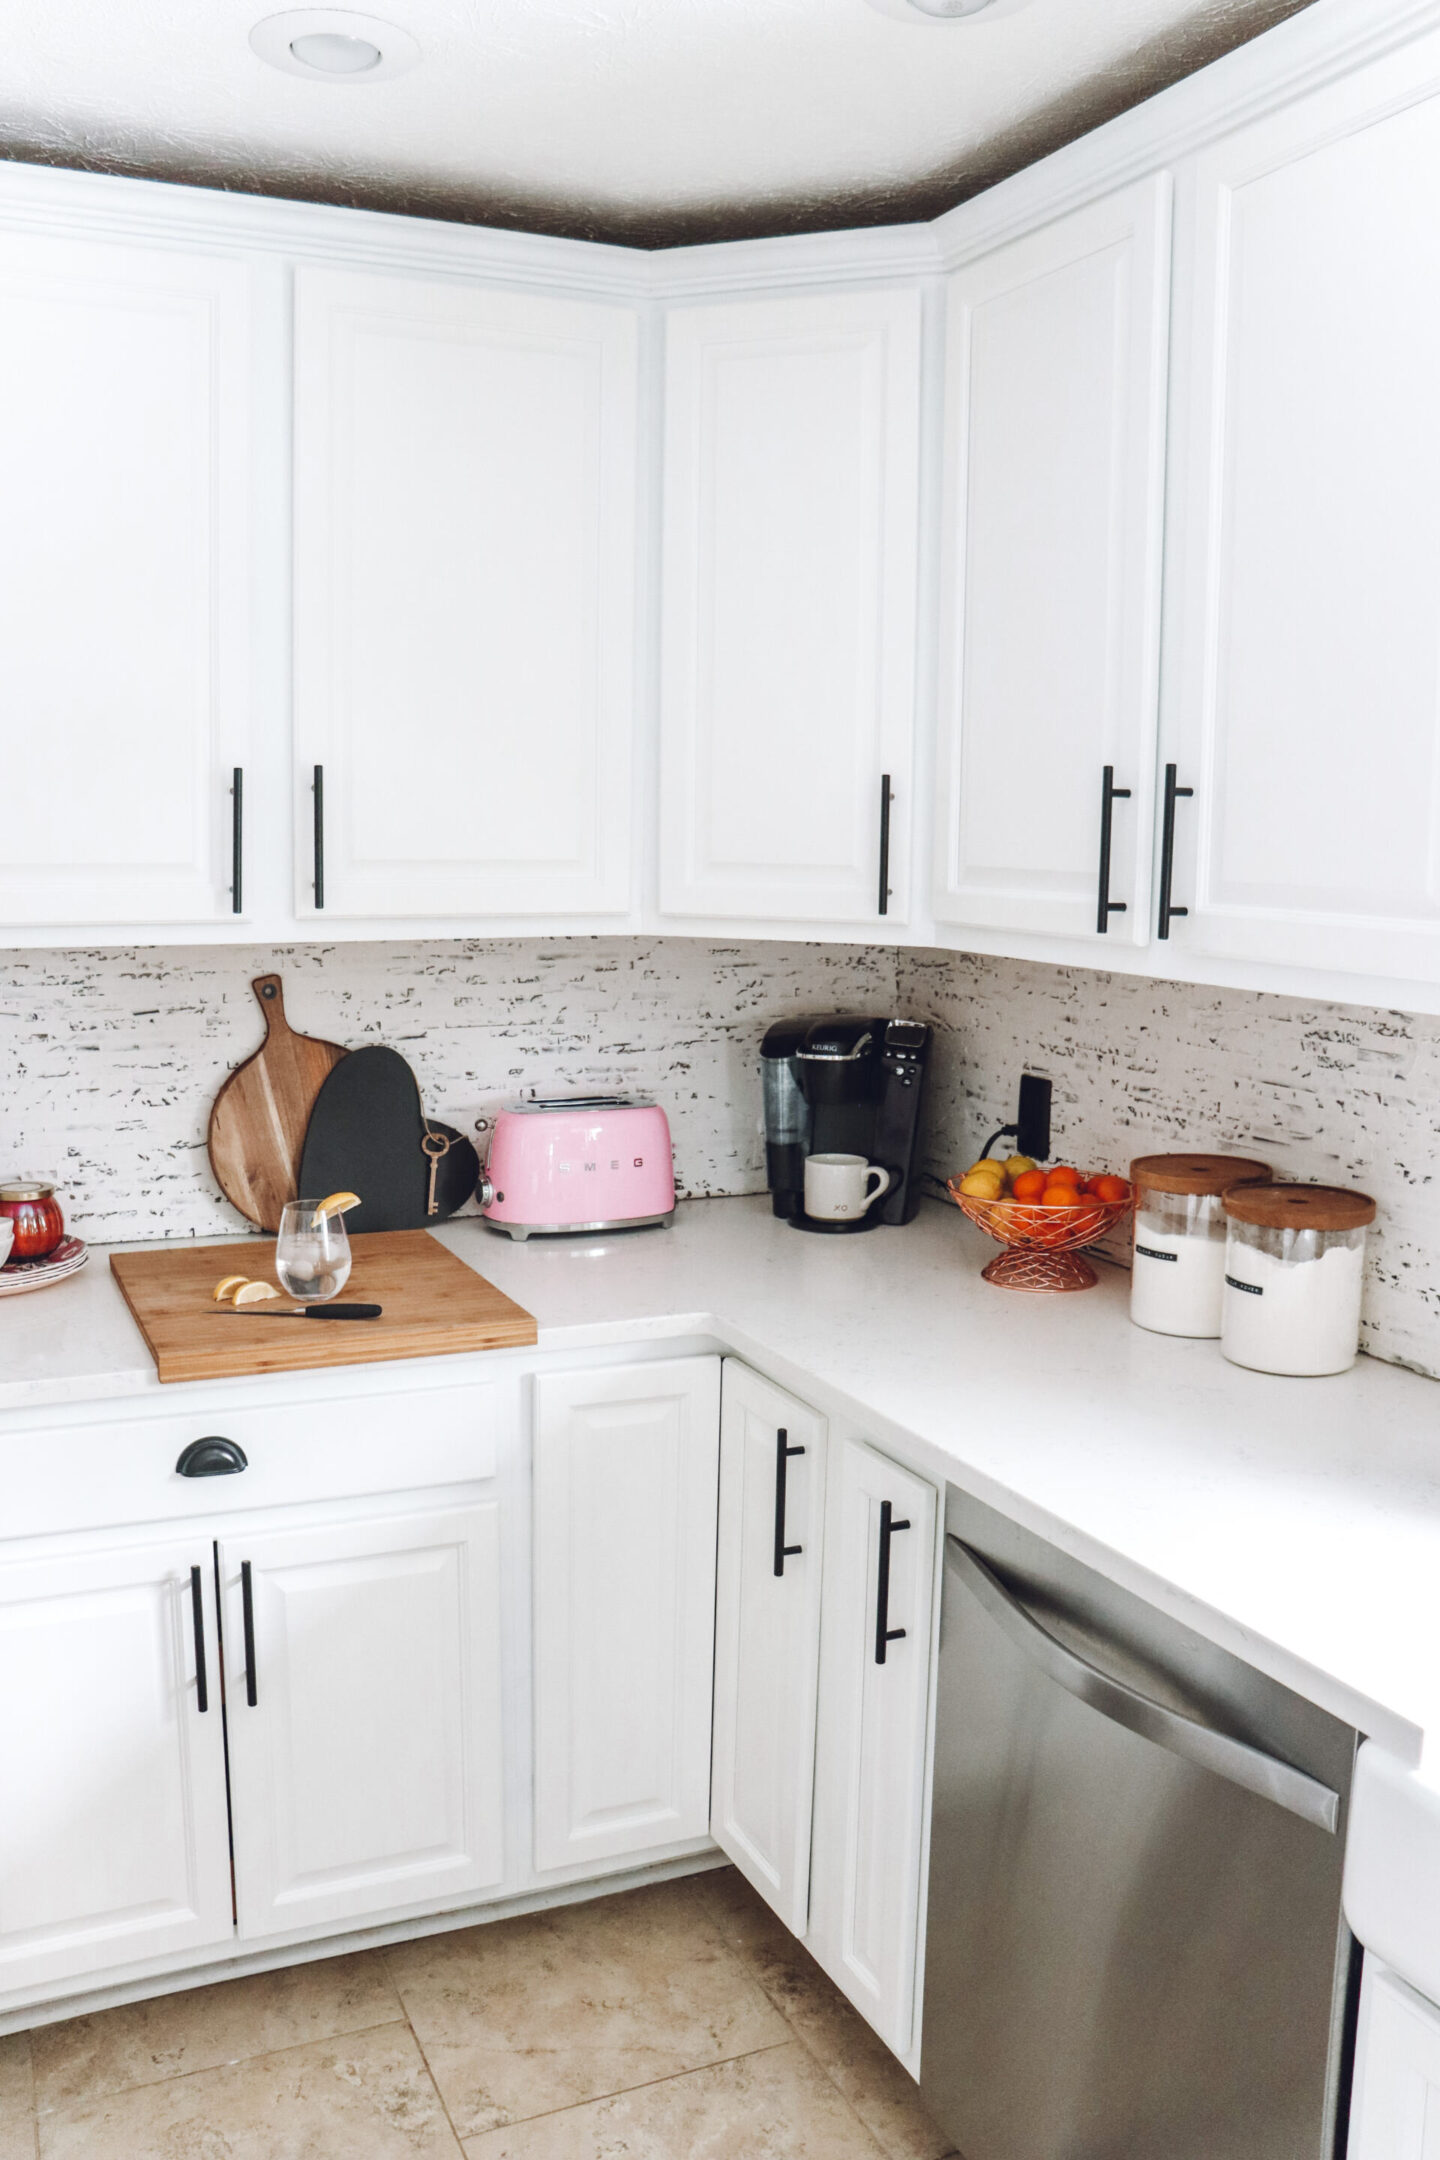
1221,1184,1375,1376
1129,1154,1272,1339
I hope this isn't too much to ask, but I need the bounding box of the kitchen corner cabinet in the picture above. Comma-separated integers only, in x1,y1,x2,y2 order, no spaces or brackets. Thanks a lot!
1349,1961,1440,2158
710,1360,828,1935
0,1534,233,1996
809,1435,938,2059
531,1358,721,1875
0,229,257,930
658,286,921,926
220,1504,505,1940
293,267,640,920
1159,36,1440,984
933,176,1171,945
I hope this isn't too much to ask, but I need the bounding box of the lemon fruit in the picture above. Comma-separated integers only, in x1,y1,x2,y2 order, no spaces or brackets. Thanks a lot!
212,1275,250,1304
232,1280,281,1306
1003,1154,1037,1180
311,1190,361,1229
960,1170,1005,1200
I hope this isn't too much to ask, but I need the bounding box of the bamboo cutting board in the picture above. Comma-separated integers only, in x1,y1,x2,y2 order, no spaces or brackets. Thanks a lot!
111,1232,537,1383
207,976,347,1232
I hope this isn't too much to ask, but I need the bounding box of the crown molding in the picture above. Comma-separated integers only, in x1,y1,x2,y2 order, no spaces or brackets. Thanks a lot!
929,0,1440,268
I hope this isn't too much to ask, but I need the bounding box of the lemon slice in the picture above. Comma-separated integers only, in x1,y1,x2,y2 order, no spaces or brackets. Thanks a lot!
212,1274,251,1305
233,1280,281,1306
311,1190,361,1229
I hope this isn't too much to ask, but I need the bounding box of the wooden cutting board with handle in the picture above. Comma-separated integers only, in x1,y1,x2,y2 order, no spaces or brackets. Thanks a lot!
208,976,347,1232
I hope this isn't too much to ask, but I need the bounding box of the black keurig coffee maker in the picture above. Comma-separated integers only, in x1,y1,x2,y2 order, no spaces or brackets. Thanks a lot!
760,1015,931,1232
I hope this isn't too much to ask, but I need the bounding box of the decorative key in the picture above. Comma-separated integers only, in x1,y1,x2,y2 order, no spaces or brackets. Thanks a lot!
421,1127,452,1218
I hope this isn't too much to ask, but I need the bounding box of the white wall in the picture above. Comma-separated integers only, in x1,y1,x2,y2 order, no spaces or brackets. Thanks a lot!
3,935,1434,1380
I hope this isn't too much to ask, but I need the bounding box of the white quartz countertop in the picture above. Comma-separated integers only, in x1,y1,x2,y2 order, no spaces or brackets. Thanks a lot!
4,1194,1440,1778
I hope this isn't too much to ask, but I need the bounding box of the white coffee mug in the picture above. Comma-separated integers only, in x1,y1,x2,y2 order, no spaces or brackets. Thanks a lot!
804,1152,893,1222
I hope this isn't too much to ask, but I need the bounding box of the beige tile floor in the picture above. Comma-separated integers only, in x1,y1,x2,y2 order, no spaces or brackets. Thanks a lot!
0,1870,960,2158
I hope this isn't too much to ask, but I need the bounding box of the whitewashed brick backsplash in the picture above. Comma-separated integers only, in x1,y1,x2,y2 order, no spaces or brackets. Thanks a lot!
2,937,1434,1380
898,949,1440,1381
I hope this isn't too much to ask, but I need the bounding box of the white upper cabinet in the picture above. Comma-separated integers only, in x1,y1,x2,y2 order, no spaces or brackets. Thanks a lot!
222,1504,505,1940
711,1360,827,1936
293,267,639,920
532,1359,721,1876
934,177,1172,944
1161,37,1440,982
658,287,922,926
0,231,256,929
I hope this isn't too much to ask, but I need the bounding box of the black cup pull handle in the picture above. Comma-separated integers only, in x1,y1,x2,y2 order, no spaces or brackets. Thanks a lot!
230,767,244,915
773,1427,806,1578
1157,763,1194,940
878,774,892,917
312,763,325,910
1096,765,1132,934
874,1498,912,1665
241,1560,258,1708
190,1565,209,1715
175,1436,249,1478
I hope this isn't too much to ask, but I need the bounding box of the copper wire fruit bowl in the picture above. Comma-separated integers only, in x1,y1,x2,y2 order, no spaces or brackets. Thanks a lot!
947,1181,1134,1293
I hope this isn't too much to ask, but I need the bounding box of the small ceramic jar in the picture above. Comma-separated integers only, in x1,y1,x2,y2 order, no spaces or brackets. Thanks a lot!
0,1181,66,1261
1129,1154,1272,1339
1221,1185,1375,1376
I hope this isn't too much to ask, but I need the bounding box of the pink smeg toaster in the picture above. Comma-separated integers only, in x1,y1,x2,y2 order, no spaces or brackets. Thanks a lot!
480,1096,675,1241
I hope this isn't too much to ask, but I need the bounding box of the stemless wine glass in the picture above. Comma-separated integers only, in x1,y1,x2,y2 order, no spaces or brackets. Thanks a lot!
275,1200,352,1304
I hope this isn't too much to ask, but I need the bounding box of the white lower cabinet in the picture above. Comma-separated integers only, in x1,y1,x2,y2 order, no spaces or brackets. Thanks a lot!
221,1504,505,1940
710,1360,828,1935
808,1436,938,2059
1350,1961,1440,2159
532,1358,721,1874
0,1535,232,1996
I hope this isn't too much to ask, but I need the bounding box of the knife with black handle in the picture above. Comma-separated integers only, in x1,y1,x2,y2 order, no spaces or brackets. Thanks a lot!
215,1303,383,1320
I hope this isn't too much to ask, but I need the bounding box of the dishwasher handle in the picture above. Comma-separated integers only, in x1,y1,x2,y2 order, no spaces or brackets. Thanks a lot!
947,1538,1340,1834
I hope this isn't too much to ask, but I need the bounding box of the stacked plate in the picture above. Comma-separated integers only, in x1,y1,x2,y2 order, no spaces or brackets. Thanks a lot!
0,1236,89,1296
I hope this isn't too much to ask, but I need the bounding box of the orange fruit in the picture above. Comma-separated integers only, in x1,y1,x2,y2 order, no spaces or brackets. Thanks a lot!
1046,1164,1081,1185
1011,1169,1047,1201
1042,1183,1082,1208
1093,1174,1130,1204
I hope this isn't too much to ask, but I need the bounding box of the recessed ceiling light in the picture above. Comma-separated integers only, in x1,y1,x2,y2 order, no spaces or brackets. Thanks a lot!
906,0,999,13
862,0,1029,20
250,9,421,82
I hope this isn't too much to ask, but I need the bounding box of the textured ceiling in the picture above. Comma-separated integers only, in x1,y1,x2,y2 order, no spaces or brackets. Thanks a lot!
0,0,1316,246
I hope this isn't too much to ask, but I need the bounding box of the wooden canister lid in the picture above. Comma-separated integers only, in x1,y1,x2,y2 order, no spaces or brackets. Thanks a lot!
1223,1183,1376,1231
1130,1153,1272,1197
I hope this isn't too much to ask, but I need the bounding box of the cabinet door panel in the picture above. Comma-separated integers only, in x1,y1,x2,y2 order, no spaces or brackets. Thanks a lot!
1165,41,1440,979
936,178,1171,942
0,1537,231,1997
1350,1962,1440,2160
223,1505,504,1938
660,289,920,924
0,232,253,927
533,1358,720,1874
295,267,638,918
711,1361,827,1935
810,1438,936,2057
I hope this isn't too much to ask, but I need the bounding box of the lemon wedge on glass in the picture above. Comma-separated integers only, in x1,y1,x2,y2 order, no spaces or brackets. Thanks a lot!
212,1274,251,1304
233,1280,281,1306
311,1191,361,1229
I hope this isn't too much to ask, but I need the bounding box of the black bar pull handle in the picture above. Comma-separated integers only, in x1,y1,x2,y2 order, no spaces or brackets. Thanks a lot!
1157,763,1194,940
241,1559,258,1708
874,1498,912,1665
878,774,892,917
189,1565,209,1714
312,764,325,910
1095,765,1132,934
230,767,244,915
773,1427,806,1578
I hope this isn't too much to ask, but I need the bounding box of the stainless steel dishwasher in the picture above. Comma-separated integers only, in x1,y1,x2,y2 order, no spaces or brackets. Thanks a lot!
921,1489,1360,2160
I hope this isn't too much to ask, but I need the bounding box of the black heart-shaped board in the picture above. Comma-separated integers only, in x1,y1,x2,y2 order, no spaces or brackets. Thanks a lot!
297,1046,479,1234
